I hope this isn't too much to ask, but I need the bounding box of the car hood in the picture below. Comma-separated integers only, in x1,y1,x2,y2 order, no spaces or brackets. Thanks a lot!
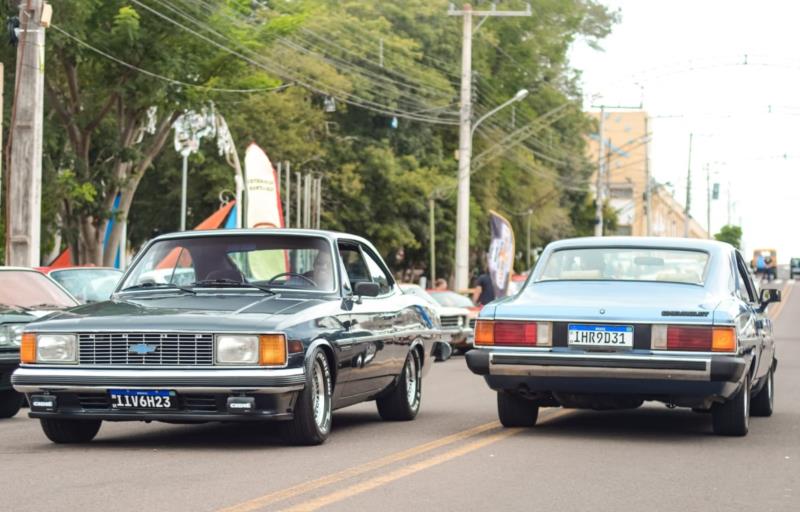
26,292,329,333
488,281,721,324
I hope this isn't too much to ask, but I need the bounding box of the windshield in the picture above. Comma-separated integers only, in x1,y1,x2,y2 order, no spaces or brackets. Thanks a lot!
120,234,336,292
49,269,123,303
538,247,710,285
0,271,78,308
429,291,475,308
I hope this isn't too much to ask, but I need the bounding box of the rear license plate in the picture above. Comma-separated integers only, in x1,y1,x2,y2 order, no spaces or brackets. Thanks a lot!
568,324,633,349
109,389,177,410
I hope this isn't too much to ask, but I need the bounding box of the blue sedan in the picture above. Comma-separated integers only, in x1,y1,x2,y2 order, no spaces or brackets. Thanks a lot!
466,237,780,436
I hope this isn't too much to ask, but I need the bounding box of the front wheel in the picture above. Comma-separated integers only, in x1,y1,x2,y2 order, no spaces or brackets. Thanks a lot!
751,368,774,417
0,391,24,419
40,418,102,443
377,349,421,421
712,374,750,436
497,391,539,427
282,348,333,446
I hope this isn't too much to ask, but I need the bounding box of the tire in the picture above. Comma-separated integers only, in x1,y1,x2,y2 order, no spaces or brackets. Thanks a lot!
40,418,102,443
282,348,333,446
497,391,539,427
751,369,774,417
0,391,24,419
377,349,421,421
712,374,750,436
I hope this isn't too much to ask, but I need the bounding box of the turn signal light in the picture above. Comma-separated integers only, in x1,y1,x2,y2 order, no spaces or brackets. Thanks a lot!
259,334,287,366
20,333,36,363
711,327,736,352
474,320,494,346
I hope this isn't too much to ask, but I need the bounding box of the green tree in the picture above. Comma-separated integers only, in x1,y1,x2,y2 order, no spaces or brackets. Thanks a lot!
714,225,742,249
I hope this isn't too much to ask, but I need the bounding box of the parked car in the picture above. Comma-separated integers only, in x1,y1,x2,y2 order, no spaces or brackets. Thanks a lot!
399,284,473,352
13,229,450,445
1,268,79,418
466,237,779,436
426,289,481,345
791,258,800,279
41,267,124,304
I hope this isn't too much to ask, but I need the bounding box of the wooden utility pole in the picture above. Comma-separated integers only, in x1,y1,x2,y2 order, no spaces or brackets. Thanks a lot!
6,0,50,266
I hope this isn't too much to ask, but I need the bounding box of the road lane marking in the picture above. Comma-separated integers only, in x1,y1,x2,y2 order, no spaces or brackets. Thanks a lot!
769,281,794,321
217,420,501,512
281,409,572,512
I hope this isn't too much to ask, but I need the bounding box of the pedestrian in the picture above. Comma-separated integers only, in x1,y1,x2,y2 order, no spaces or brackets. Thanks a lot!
756,254,766,280
433,278,448,291
472,261,496,306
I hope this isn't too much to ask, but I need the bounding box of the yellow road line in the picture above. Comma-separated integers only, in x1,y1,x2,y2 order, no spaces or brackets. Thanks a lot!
281,409,571,512
217,420,500,512
769,281,794,321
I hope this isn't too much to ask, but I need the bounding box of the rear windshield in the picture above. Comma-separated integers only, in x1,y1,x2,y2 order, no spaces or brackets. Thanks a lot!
538,247,709,285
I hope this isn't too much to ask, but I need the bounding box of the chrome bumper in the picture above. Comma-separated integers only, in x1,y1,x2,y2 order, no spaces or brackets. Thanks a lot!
441,327,474,343
12,366,306,394
471,350,715,381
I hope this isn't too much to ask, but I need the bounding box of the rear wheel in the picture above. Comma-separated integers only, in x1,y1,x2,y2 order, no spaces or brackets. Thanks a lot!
751,369,774,417
712,374,750,436
40,418,102,443
282,349,332,446
0,391,24,419
497,391,539,427
377,349,421,421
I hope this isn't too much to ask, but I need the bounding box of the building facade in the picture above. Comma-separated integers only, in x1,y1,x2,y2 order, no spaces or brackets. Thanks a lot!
587,111,707,239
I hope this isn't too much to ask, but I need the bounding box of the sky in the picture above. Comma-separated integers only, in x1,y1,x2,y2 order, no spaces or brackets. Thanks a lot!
569,0,800,262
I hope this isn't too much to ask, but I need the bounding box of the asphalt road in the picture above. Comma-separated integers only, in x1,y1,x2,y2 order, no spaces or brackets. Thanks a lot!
1,282,798,512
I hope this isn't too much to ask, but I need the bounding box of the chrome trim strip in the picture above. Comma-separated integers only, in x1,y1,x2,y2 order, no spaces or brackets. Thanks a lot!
14,384,303,394
482,316,732,326
13,366,303,379
488,352,711,381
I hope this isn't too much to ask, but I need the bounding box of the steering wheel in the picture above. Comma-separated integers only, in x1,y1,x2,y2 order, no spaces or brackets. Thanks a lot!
266,272,318,288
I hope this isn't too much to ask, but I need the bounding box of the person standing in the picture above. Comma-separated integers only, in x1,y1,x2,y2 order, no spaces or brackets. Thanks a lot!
472,269,496,306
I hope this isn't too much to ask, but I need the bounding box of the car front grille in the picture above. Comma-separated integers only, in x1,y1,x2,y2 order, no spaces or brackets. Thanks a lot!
441,315,463,328
469,318,476,329
78,332,214,366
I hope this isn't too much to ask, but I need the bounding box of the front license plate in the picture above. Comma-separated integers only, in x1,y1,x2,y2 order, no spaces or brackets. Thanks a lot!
109,389,177,410
568,324,633,349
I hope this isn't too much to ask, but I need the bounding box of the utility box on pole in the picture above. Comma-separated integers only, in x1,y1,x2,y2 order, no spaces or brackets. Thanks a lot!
6,0,47,266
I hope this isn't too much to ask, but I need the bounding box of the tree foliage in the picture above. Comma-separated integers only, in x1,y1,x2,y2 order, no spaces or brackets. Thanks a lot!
1,0,618,278
714,225,743,249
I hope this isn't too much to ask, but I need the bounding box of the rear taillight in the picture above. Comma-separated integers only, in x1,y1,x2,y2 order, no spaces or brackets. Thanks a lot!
651,325,736,352
474,320,551,347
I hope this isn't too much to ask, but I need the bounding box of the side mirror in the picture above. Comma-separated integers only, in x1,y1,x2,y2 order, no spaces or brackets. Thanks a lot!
354,281,381,298
434,341,453,362
758,288,781,312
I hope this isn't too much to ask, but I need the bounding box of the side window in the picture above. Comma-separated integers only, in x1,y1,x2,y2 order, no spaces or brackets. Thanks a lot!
362,248,392,295
338,243,370,290
735,253,756,303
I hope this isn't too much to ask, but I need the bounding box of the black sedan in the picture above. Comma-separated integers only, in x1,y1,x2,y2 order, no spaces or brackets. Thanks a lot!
13,230,450,445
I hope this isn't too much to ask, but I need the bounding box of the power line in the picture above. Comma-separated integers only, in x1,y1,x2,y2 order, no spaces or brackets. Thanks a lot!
49,24,292,93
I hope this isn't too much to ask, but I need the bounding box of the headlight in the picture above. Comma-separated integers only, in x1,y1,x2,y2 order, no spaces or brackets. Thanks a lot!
215,334,287,366
36,334,77,363
216,335,259,364
0,324,25,347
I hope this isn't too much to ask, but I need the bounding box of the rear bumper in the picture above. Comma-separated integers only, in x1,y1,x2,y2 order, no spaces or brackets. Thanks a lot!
466,349,748,399
441,327,473,347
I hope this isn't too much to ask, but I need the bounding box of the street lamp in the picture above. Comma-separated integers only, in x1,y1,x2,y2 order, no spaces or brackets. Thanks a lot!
454,88,529,291
173,108,216,231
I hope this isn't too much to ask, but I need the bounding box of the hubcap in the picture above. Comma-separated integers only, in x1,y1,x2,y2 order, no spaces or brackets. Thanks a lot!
405,354,419,407
311,357,330,431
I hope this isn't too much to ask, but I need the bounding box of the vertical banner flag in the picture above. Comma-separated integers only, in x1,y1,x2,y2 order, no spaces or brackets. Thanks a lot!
488,210,515,298
244,143,287,279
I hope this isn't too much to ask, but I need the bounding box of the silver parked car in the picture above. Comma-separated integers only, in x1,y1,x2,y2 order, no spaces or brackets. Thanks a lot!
466,237,780,436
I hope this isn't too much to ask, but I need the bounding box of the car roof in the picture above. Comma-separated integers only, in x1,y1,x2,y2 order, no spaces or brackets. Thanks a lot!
152,228,374,247
545,236,732,254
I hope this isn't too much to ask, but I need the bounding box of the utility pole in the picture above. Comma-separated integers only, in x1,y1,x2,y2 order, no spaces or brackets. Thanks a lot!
683,133,693,238
594,106,605,237
705,163,711,238
526,208,533,269
6,0,50,266
644,113,652,236
429,197,436,284
448,2,532,291
284,161,291,228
